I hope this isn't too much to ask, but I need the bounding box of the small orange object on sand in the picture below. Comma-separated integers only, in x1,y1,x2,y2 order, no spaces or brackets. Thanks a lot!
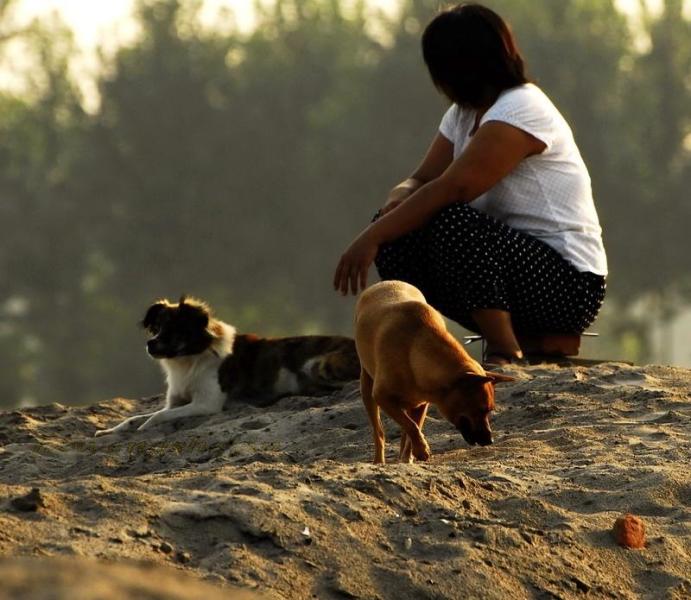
613,514,646,548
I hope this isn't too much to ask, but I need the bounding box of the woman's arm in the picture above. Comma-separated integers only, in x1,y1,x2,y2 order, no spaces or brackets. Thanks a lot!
380,132,454,214
373,121,545,243
334,121,545,295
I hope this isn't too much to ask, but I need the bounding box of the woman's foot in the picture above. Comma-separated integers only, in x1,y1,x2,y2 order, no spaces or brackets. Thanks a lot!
483,346,527,369
471,308,525,368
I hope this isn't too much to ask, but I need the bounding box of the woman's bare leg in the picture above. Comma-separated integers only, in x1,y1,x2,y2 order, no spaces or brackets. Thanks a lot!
471,308,523,362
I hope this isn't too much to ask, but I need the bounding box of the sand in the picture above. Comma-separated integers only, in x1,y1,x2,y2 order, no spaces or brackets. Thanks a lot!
1,362,690,599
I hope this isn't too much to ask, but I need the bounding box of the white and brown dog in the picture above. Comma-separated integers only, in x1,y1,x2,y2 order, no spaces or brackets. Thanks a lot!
94,297,360,436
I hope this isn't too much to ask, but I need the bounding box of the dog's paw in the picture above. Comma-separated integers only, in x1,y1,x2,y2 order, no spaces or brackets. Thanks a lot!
412,440,431,462
94,429,112,438
399,446,414,464
137,419,156,431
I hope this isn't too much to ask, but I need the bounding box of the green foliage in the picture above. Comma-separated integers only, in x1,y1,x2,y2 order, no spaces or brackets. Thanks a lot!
0,0,689,407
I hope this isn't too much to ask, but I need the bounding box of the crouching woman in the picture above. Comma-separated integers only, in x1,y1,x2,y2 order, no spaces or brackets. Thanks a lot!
333,3,607,365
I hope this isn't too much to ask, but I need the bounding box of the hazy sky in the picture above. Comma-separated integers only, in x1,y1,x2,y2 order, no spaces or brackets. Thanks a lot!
11,0,670,54
14,0,400,50
3,1,401,104
1,0,679,109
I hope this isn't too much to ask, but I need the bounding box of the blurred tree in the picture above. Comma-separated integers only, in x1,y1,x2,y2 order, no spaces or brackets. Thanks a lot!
0,11,93,407
86,0,383,327
219,0,381,324
614,0,691,361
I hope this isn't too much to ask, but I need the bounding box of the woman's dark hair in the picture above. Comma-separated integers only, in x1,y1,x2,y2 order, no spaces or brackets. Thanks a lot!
422,3,528,109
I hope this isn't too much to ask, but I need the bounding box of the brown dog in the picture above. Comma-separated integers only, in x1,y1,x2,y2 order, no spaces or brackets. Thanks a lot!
355,280,515,464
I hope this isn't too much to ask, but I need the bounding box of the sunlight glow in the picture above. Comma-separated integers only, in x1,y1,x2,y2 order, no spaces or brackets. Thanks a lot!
9,0,677,55
2,0,687,110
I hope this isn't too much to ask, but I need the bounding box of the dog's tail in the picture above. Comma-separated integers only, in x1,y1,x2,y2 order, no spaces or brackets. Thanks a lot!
303,339,361,386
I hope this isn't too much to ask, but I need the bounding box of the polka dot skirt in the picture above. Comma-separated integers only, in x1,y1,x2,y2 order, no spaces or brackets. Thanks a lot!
374,203,606,335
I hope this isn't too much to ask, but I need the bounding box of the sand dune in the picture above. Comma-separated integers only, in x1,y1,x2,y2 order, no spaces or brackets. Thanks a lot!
1,363,690,599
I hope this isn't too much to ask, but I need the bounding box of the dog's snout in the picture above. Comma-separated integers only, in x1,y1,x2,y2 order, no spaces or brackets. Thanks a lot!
456,416,493,447
456,417,476,445
146,338,168,357
476,415,493,446
476,429,493,446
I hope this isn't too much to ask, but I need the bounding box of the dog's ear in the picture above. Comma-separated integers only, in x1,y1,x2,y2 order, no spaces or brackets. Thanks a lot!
459,371,516,385
177,299,209,329
484,371,517,384
141,301,167,331
459,372,494,385
178,294,188,306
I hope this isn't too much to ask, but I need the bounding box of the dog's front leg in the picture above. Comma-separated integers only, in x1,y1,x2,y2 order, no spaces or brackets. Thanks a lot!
399,403,429,463
377,395,430,462
360,370,385,464
137,400,221,431
399,430,410,463
94,413,155,437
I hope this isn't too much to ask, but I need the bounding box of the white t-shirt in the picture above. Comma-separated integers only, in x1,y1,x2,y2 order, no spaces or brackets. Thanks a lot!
439,83,608,276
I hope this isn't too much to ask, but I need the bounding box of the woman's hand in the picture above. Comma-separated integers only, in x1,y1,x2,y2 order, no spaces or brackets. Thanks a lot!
333,228,381,296
379,198,404,216
380,179,420,215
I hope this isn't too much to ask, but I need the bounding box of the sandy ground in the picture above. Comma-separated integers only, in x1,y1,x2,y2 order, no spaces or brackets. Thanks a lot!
1,362,690,599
